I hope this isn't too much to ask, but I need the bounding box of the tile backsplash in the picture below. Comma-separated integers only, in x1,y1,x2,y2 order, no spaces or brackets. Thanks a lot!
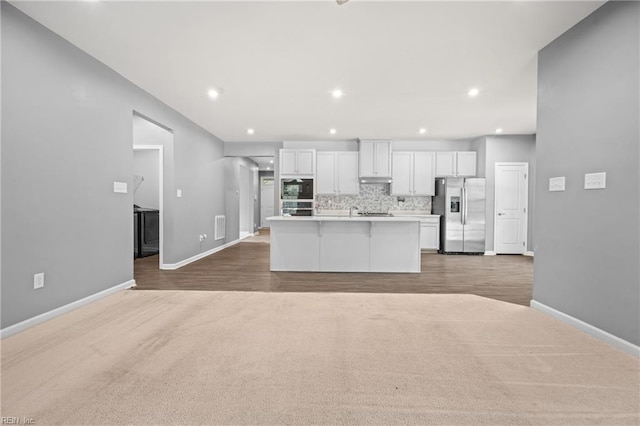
316,183,431,213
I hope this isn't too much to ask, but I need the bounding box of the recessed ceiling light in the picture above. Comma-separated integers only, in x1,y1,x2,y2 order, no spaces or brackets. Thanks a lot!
247,128,254,135
468,88,480,98
419,128,427,134
269,160,274,164
329,128,337,135
266,167,271,170
331,89,343,99
208,88,220,99
495,128,503,134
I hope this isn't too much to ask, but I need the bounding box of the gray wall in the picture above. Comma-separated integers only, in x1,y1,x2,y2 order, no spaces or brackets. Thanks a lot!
392,140,472,152
534,1,639,345
284,140,359,151
224,141,282,157
1,4,230,328
133,150,160,210
470,137,487,178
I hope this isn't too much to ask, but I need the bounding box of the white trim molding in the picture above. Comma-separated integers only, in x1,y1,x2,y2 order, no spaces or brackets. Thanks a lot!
524,251,534,257
1,279,136,339
484,251,497,256
531,300,639,358
161,238,243,270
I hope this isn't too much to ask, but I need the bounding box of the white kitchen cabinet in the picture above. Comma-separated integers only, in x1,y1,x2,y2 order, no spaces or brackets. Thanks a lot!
456,151,477,176
391,151,435,196
391,152,412,195
359,140,391,179
435,151,476,177
280,149,316,176
337,152,359,194
419,216,440,250
316,151,359,195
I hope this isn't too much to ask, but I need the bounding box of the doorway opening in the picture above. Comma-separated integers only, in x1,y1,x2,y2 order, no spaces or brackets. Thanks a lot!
132,113,171,269
260,177,275,228
239,164,254,239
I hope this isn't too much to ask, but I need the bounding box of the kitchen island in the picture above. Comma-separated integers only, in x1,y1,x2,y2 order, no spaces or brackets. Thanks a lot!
267,215,421,273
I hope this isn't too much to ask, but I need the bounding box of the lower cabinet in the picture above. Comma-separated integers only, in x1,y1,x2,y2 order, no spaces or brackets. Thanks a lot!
269,218,421,272
419,216,440,250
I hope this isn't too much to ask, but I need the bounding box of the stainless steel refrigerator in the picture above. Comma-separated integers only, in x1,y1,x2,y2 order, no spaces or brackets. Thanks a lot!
433,177,486,254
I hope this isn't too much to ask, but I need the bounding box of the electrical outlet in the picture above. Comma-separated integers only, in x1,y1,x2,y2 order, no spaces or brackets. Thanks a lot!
584,172,606,190
34,273,45,290
177,189,183,198
549,176,565,192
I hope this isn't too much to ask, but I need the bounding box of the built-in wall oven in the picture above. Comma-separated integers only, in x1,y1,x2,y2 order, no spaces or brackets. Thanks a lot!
282,201,314,216
281,179,314,216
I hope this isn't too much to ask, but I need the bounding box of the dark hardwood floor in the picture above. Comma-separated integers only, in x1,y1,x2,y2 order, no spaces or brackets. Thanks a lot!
134,229,533,306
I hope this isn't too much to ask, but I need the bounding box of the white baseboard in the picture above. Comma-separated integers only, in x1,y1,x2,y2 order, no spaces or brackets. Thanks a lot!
161,238,242,270
484,251,534,257
530,300,639,358
1,279,136,339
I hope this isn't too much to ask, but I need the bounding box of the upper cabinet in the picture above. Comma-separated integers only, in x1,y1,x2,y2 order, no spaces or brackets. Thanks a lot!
359,140,392,179
316,152,359,195
391,151,435,196
280,149,316,177
435,151,476,177
456,152,477,176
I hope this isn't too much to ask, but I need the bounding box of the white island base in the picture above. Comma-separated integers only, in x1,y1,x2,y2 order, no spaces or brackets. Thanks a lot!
268,216,421,273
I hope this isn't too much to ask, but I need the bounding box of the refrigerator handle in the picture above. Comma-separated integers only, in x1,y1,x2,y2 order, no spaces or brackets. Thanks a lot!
462,187,467,225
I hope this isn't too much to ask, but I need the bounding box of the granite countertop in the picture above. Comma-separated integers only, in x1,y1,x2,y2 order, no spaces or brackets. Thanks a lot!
267,215,421,222
314,209,439,218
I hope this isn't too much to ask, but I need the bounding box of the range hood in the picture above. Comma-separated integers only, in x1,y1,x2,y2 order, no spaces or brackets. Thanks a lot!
358,139,393,184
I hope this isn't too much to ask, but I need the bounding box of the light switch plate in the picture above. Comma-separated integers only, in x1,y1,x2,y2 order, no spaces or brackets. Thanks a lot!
549,176,565,192
34,272,44,290
584,172,606,190
177,189,183,198
113,181,128,193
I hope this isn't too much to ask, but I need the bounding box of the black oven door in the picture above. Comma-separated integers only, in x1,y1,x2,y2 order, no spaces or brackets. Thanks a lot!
282,179,314,199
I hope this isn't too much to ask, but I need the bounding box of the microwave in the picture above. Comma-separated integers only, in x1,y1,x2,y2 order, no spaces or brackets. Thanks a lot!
282,179,314,200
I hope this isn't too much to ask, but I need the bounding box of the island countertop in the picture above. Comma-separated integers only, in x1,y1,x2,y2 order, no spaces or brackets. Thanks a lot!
267,215,421,273
266,215,421,222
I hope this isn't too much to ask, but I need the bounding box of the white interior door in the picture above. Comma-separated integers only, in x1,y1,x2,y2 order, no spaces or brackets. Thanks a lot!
239,165,253,238
260,177,275,227
494,163,528,254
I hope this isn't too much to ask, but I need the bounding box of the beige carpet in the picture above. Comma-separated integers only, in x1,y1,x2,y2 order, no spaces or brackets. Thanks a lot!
1,291,638,425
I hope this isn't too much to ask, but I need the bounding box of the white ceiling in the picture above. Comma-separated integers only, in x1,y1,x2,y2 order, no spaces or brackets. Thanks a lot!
12,0,604,143
250,156,275,171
